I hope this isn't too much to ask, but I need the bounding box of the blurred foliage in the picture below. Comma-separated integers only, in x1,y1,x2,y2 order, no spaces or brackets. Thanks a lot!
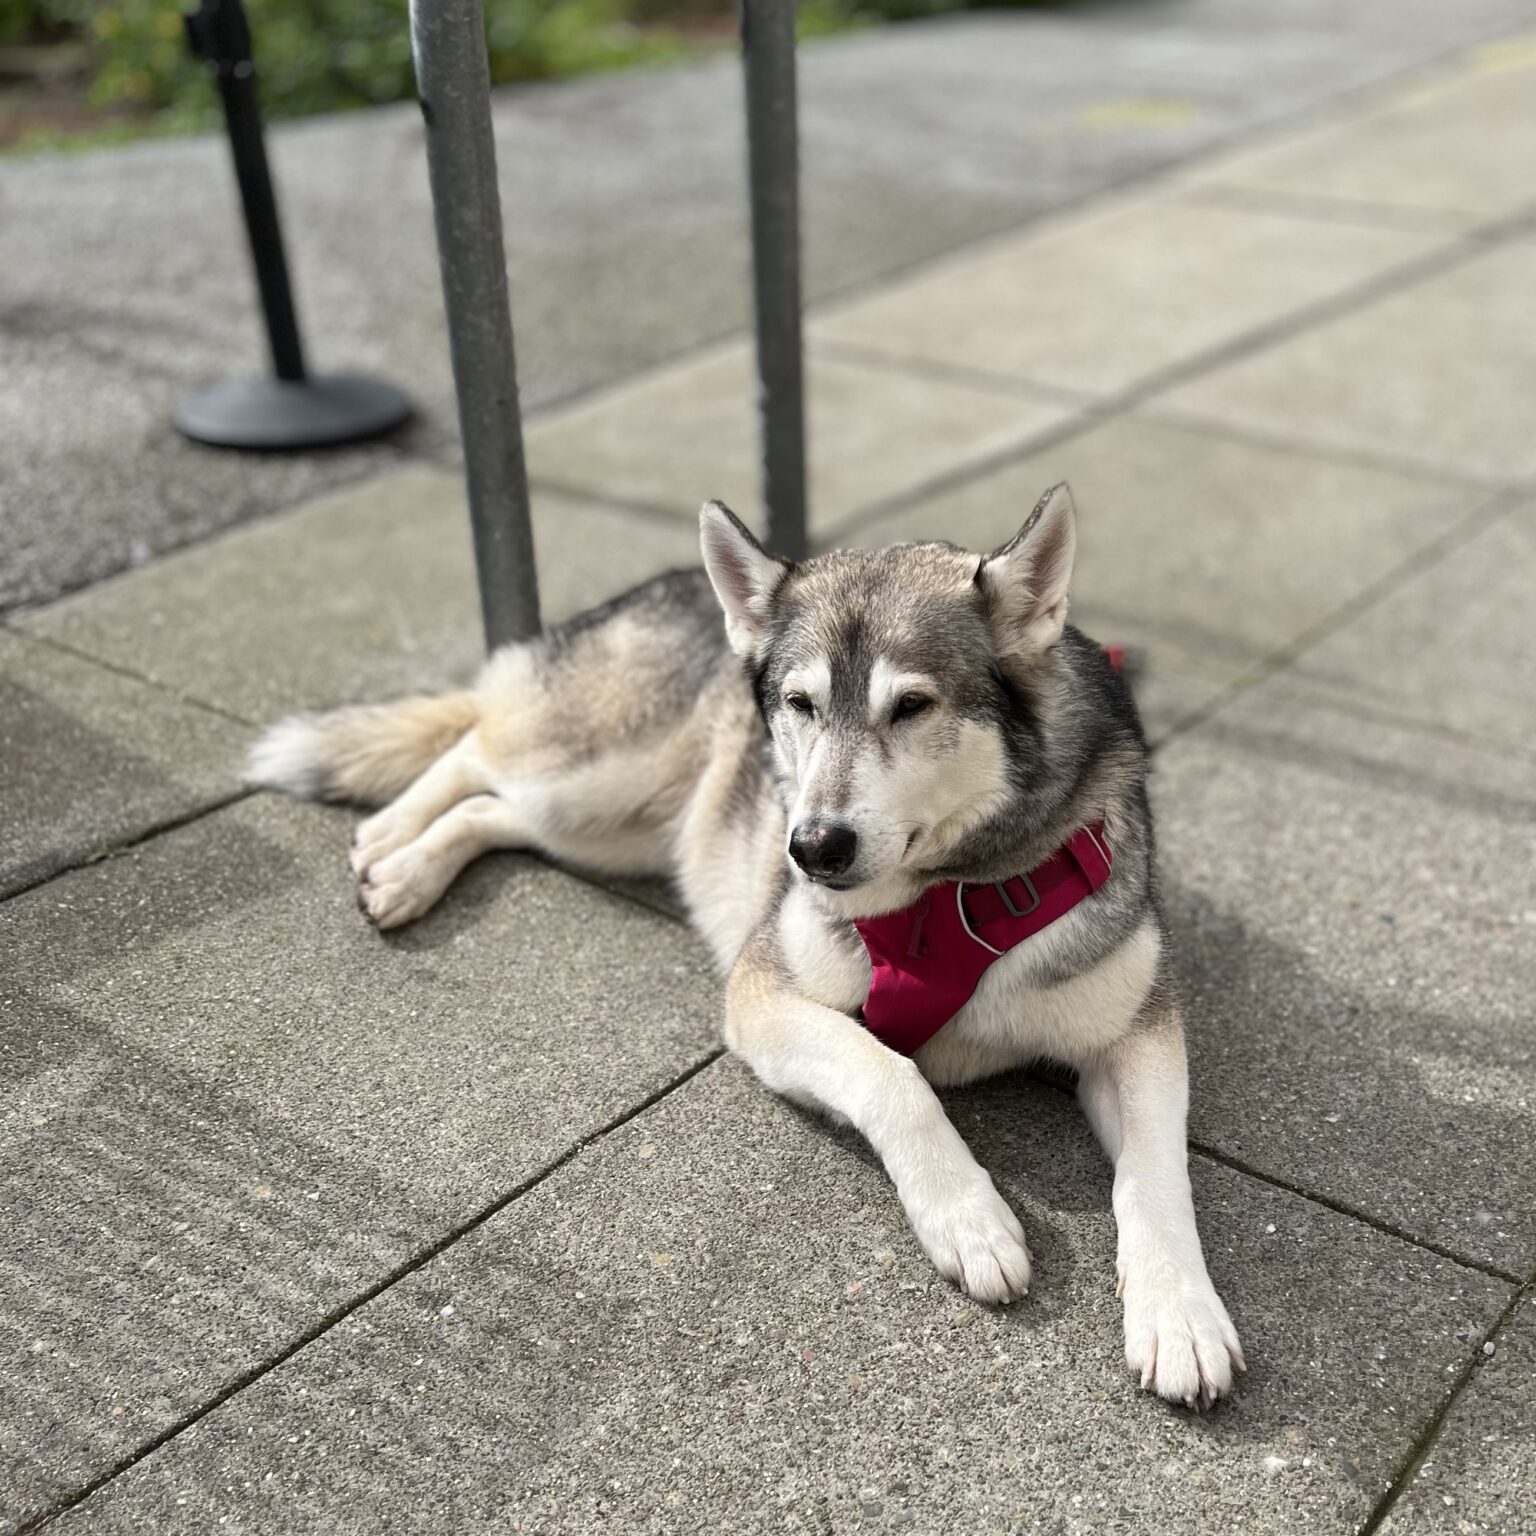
3,0,699,131
0,0,1055,148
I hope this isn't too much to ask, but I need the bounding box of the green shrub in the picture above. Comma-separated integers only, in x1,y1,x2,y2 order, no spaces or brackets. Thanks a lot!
31,0,700,130
3,0,1061,147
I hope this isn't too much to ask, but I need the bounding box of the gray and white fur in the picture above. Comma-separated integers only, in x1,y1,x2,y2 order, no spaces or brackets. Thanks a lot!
249,483,1244,1407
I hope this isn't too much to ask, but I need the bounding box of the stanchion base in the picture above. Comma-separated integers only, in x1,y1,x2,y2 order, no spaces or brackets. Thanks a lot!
174,374,412,450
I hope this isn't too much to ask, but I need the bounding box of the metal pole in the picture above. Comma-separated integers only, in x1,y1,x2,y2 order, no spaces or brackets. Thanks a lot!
740,0,808,560
410,0,541,650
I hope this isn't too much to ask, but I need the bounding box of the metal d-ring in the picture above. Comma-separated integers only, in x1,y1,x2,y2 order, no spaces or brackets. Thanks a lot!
994,874,1040,919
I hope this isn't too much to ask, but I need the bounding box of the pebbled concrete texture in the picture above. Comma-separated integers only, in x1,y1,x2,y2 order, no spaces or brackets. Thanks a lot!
8,1,1536,613
40,1063,1512,1535
0,328,415,617
1382,1291,1536,1535
0,628,247,898
0,795,718,1529
1154,683,1536,1276
18,466,700,724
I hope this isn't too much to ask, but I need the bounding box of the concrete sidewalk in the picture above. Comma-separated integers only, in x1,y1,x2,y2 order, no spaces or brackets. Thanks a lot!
8,0,1536,615
4,13,1536,1536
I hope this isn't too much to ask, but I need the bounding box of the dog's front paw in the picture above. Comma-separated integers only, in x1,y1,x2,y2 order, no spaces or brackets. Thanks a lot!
1119,1268,1244,1409
356,847,448,930
905,1170,1032,1305
350,807,415,881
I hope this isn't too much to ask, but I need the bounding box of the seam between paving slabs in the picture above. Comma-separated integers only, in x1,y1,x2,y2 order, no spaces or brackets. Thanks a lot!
1180,181,1536,237
814,335,1508,496
1172,182,1473,235
0,445,423,622
1152,484,1529,751
1040,1066,1525,1288
0,623,255,731
828,210,1536,547
17,1046,727,1536
1217,683,1536,770
1358,1277,1533,1536
1132,405,1516,494
1190,1143,1524,1287
0,788,259,907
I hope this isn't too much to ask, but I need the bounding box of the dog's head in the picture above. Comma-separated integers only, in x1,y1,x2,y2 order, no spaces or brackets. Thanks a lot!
701,485,1078,912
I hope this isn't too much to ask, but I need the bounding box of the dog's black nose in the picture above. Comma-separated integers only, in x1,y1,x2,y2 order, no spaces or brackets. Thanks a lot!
789,819,858,880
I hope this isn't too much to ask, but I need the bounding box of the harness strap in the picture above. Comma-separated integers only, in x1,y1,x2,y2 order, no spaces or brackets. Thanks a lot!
852,822,1113,1058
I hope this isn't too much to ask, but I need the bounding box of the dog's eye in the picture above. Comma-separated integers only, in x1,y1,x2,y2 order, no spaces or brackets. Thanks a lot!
892,693,934,723
785,692,815,717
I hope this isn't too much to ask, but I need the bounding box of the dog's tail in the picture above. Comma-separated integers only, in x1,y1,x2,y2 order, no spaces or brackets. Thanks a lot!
246,691,480,806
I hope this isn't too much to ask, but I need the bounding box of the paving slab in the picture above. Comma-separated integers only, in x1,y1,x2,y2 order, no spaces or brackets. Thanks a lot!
1154,683,1536,1275
843,415,1487,739
43,1062,1511,1535
1156,237,1536,482
0,794,718,1528
1383,1290,1536,1535
1284,499,1536,756
0,629,247,899
527,344,1077,534
18,466,700,724
812,191,1448,398
1182,37,1536,230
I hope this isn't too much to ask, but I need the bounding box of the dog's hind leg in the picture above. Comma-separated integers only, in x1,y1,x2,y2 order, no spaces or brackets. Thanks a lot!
1079,1012,1245,1408
356,748,690,928
351,730,495,881
359,793,527,929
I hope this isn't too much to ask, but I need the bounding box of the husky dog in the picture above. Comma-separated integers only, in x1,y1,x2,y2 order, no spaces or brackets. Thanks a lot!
250,484,1243,1407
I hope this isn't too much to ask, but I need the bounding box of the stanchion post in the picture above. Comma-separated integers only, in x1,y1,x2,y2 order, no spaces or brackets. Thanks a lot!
175,0,412,450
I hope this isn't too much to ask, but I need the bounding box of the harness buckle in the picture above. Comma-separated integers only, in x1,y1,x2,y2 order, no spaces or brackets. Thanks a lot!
955,874,1040,956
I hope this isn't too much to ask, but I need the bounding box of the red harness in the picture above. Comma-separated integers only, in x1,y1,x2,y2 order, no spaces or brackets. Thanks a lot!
852,824,1114,1056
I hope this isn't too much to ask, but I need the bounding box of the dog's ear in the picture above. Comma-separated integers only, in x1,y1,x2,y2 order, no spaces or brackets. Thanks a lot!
700,500,789,657
978,482,1077,658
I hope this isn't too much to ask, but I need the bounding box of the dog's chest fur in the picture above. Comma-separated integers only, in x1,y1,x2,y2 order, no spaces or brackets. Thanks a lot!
777,882,1159,1087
